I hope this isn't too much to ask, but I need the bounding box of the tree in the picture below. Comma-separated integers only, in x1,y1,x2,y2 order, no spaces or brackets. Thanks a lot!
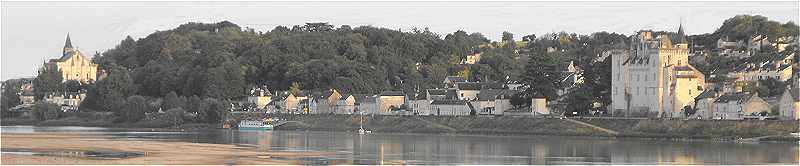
165,108,186,127
33,68,63,100
289,82,301,95
162,91,184,110
1,80,22,117
519,53,564,102
116,95,147,123
82,66,136,112
198,98,226,123
31,101,60,121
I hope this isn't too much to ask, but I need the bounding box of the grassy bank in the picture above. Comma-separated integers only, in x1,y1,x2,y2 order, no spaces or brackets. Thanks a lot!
274,114,799,141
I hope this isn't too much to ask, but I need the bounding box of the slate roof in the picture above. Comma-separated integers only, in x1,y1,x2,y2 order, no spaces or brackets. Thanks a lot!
477,89,513,101
714,93,752,104
379,91,404,96
695,90,717,100
444,76,467,83
427,89,448,96
456,82,482,90
430,100,467,105
353,94,377,104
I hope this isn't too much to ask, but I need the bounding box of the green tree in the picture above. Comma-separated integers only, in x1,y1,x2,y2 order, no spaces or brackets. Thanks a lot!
33,68,63,100
519,53,564,102
198,98,226,123
117,95,148,123
82,65,136,112
31,101,60,121
1,80,22,117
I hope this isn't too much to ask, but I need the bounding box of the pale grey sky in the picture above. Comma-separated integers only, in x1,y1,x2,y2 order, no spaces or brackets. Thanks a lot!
2,1,798,80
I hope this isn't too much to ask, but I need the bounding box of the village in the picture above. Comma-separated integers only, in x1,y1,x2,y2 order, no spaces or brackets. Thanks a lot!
4,28,797,122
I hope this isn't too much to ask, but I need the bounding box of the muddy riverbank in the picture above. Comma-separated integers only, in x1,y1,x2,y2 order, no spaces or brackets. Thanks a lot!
0,133,337,165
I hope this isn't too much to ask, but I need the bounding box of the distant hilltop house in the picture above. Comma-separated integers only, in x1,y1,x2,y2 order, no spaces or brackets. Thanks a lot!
460,51,481,64
611,25,707,118
41,34,99,83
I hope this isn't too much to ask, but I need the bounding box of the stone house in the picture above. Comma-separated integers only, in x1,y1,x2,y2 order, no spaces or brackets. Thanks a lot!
693,90,718,119
284,91,309,113
472,89,513,116
311,89,342,114
335,94,356,114
246,86,272,109
430,100,471,116
354,94,378,114
455,82,481,101
443,76,467,89
378,91,405,114
713,92,769,120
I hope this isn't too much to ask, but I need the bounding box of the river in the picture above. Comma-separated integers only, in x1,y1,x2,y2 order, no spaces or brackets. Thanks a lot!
1,126,798,164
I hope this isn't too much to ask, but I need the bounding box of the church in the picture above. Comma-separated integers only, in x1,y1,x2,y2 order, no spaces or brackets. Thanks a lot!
610,25,706,118
42,34,98,83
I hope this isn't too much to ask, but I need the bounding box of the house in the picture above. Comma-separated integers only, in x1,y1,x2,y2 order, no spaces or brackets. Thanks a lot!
335,94,356,114
455,82,481,101
311,89,342,114
43,91,86,112
443,76,467,88
246,86,272,109
426,89,457,101
378,91,405,114
531,96,549,116
430,100,472,116
284,91,309,113
471,89,513,116
713,92,769,120
727,62,793,82
693,90,718,119
779,87,800,120
354,94,378,114
461,52,481,64
407,92,432,115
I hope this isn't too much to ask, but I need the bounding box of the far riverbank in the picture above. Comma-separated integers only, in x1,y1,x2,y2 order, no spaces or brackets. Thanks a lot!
4,114,799,142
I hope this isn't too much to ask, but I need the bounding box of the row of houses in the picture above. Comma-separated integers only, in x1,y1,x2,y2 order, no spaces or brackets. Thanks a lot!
242,76,551,116
694,85,800,120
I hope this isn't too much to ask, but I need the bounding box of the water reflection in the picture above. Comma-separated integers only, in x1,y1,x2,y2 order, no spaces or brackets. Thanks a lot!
2,126,797,164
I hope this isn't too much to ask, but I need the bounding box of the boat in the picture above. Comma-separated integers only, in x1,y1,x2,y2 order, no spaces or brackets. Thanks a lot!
238,119,273,131
358,112,371,135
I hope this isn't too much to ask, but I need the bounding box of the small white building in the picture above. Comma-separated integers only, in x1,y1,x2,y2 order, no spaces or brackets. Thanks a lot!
430,100,472,116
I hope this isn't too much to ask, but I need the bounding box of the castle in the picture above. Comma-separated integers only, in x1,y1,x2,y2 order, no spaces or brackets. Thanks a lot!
42,34,98,83
610,25,706,118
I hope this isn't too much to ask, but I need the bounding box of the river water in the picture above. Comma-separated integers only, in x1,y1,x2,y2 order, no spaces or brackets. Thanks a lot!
1,126,798,164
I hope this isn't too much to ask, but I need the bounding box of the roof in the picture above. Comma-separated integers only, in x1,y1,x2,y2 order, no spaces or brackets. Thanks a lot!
339,94,352,100
714,93,753,104
379,91,404,96
477,89,513,101
353,94,377,104
695,90,717,100
456,82,482,90
427,89,448,95
444,76,467,83
430,100,467,105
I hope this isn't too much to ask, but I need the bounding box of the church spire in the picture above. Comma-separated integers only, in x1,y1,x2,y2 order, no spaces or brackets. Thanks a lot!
676,20,688,44
63,33,74,55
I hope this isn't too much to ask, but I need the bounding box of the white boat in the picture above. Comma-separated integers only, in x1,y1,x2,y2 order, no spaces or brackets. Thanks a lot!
358,112,371,135
238,119,273,131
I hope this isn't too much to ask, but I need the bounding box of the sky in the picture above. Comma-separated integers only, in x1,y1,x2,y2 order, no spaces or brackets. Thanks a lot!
2,1,798,80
